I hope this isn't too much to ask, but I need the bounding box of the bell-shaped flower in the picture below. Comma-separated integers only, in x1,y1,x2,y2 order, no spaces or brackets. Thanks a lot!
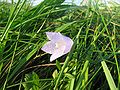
41,32,73,62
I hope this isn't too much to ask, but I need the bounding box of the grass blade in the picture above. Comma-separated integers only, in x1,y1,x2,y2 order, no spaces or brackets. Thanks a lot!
101,61,117,90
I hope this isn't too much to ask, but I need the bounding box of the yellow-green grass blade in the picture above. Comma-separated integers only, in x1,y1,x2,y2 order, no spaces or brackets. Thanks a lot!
101,61,117,90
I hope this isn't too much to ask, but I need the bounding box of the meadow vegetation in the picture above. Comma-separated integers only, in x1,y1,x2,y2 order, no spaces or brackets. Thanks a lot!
0,0,120,89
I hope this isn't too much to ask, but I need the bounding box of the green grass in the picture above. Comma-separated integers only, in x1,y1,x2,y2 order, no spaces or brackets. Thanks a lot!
0,0,120,90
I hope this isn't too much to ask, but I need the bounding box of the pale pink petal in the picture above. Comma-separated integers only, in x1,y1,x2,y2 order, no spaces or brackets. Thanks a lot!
41,41,56,54
63,36,73,54
50,46,66,62
46,32,63,41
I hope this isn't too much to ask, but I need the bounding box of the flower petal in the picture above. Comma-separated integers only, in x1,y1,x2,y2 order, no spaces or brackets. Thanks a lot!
41,41,56,54
46,32,63,41
50,46,66,62
63,36,73,54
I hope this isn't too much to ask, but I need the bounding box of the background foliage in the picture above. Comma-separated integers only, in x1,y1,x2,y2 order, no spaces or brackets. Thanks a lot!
0,0,120,90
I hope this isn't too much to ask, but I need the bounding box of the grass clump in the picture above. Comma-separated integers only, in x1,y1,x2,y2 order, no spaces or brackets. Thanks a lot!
0,0,120,90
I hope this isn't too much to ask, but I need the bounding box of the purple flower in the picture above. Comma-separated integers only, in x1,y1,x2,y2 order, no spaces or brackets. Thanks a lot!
41,32,73,62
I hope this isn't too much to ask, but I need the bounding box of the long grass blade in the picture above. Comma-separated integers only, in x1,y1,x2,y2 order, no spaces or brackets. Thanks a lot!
101,61,117,90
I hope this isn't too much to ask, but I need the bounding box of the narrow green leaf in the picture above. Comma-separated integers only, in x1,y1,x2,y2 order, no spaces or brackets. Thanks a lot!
101,61,117,90
65,73,74,79
0,63,3,73
56,60,61,70
75,60,89,90
70,78,75,90
55,21,76,32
